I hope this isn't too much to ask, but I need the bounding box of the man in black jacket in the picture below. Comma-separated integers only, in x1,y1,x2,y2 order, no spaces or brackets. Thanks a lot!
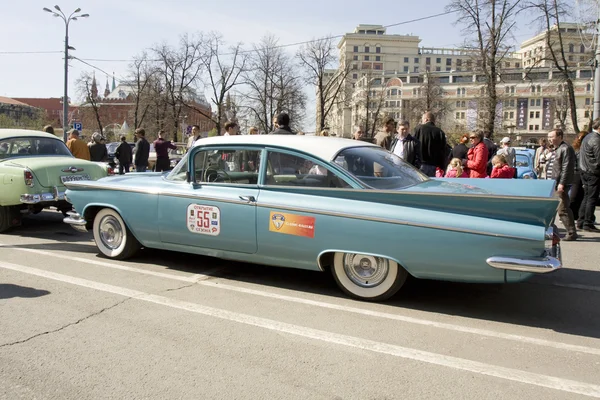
390,120,422,169
269,113,295,135
413,111,447,176
115,135,132,175
548,128,577,240
133,128,150,172
578,118,600,232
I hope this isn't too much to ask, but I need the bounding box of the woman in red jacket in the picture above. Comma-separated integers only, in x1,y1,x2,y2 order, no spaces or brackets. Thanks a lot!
464,130,488,178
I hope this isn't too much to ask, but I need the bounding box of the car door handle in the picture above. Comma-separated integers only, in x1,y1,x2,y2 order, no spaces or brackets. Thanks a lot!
239,195,256,203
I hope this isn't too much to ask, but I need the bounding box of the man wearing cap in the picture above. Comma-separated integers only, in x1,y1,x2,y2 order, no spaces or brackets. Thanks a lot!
89,132,108,162
66,129,90,160
497,137,516,176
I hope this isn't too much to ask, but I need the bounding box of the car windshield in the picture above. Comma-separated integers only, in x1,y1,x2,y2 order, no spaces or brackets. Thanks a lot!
0,137,72,159
333,146,428,189
516,154,529,167
106,142,119,154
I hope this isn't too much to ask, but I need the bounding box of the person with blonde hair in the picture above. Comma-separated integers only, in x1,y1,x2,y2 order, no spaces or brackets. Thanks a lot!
490,154,515,178
317,129,329,137
445,157,468,177
248,127,258,135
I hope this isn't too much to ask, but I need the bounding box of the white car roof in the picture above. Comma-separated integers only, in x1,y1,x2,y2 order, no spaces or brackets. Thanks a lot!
192,135,378,161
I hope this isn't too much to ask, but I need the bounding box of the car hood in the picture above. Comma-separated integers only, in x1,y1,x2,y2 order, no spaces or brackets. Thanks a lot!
2,156,106,188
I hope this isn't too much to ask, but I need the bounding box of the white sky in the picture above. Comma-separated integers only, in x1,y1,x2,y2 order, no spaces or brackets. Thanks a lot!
1,0,539,130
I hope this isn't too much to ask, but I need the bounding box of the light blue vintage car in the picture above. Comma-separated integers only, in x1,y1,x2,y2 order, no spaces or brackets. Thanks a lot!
64,135,562,301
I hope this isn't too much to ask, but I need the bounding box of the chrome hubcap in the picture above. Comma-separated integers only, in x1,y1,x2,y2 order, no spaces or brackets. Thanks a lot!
99,215,124,250
342,253,389,288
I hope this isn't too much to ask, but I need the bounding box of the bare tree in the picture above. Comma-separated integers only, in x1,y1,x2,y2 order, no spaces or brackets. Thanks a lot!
407,71,452,126
297,36,351,133
523,0,586,133
352,70,387,137
181,32,247,135
76,72,103,135
153,34,204,141
126,52,156,130
241,35,306,134
447,0,520,138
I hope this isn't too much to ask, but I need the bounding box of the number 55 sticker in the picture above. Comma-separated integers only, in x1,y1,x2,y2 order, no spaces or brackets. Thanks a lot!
187,204,221,236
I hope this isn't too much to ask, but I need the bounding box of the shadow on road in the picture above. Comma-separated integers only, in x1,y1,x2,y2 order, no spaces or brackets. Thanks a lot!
0,284,50,300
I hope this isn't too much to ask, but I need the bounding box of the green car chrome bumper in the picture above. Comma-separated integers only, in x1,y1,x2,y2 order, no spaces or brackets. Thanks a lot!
20,187,65,204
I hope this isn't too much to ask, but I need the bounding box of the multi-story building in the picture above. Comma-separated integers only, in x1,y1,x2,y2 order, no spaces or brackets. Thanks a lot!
325,23,594,144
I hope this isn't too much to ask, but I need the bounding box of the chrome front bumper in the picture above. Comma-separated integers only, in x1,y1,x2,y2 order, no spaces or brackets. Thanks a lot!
486,226,562,274
63,211,88,233
20,187,65,204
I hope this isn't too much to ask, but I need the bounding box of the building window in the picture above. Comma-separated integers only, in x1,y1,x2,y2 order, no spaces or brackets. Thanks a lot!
436,66,441,72
374,63,382,70
537,85,541,93
569,43,574,53
580,44,585,53
510,99,515,107
365,46,370,53
446,58,452,66
352,73,357,79
414,66,419,73
510,111,514,118
436,58,441,63
353,46,358,52
403,66,409,72
461,100,466,107
529,111,534,118
535,111,540,118
364,55,370,61
456,112,461,119
515,62,520,68
461,112,465,119
504,111,508,119
376,47,381,53
375,56,381,61
353,55,358,60
391,89,398,95
456,101,461,107
529,124,534,131
568,55,574,61
586,98,591,105
505,62,510,68
587,83,592,92
456,59,462,67
530,99,535,106
558,84,563,92
352,64,358,70
456,88,461,96
536,99,541,106
404,57,409,63
426,57,431,65
446,67,451,71
585,110,590,118
414,58,419,64
535,125,540,131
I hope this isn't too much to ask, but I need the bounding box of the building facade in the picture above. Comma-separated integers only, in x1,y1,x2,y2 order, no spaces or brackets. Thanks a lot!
326,23,594,143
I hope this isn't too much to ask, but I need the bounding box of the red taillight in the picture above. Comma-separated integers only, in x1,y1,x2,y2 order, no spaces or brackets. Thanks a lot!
24,170,34,187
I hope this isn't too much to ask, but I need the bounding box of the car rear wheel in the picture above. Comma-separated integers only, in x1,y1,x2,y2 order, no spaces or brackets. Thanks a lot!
93,208,140,260
331,252,408,301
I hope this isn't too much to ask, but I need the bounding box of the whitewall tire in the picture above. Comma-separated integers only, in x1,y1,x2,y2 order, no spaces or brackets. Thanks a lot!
332,252,408,301
93,208,140,260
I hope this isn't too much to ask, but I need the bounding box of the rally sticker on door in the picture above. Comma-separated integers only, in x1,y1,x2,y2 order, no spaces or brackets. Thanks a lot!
269,211,315,238
187,204,220,236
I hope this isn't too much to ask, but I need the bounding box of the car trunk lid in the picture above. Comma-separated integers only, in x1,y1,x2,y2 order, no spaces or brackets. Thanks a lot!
4,157,101,188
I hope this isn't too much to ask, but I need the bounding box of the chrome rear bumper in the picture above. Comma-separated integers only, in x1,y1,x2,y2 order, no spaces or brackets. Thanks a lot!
20,187,65,204
63,211,88,233
486,226,562,274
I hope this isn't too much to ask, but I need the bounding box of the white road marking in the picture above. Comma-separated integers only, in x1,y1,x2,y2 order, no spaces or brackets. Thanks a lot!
2,244,600,357
1,260,600,398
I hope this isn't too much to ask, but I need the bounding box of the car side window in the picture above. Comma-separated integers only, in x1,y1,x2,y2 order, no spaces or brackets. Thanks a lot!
193,148,261,185
265,151,351,188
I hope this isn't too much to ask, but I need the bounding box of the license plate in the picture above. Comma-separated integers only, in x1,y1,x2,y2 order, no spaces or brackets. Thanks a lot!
60,174,91,183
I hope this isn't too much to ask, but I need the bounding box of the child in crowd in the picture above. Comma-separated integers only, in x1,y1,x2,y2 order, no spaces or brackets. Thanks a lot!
490,154,516,179
445,158,468,178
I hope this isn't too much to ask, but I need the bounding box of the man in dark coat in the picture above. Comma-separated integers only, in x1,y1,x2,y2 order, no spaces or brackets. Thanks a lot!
390,120,422,169
153,130,177,172
548,128,577,240
413,111,447,176
115,135,132,175
269,113,295,135
578,118,600,232
133,128,150,172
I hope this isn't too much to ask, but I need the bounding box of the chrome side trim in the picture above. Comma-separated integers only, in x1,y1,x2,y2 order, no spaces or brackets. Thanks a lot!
258,202,539,242
20,190,65,204
486,254,561,274
63,211,88,233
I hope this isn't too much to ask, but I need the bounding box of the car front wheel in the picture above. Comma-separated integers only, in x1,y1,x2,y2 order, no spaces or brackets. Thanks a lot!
331,252,408,301
93,208,140,260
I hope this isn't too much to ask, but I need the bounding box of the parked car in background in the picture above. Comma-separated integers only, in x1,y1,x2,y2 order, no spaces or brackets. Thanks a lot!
148,142,187,171
64,135,561,302
0,129,110,232
515,148,537,179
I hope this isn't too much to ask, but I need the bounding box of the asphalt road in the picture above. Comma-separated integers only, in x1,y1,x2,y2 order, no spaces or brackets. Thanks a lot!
1,211,599,400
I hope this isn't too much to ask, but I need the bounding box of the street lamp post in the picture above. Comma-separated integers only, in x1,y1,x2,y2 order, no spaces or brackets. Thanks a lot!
43,5,89,142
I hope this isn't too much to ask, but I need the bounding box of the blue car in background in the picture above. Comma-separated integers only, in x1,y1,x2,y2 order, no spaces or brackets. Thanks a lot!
515,148,537,179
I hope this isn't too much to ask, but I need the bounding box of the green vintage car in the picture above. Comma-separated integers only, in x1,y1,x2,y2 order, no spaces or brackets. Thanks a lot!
0,129,110,232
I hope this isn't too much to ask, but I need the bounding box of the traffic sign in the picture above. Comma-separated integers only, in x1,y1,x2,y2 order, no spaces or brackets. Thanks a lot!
73,122,82,131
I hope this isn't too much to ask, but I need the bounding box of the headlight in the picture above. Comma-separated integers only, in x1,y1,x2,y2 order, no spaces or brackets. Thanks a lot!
522,172,534,179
